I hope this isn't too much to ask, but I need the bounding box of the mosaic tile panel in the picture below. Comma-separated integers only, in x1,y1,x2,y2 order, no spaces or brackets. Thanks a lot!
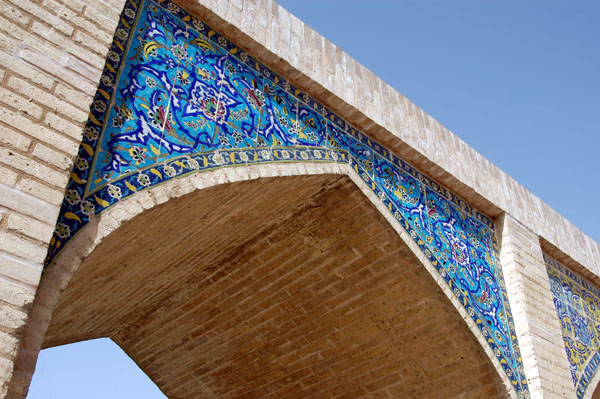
545,254,600,398
45,0,529,396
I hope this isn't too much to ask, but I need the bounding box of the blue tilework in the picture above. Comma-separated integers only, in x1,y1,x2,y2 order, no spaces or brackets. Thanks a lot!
45,0,528,396
545,254,600,398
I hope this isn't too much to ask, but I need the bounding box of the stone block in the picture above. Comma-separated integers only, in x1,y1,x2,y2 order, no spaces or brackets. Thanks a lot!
0,303,28,331
0,183,60,225
0,147,68,189
7,213,54,244
16,178,63,205
7,77,87,123
0,87,43,119
0,281,34,309
0,125,31,152
0,107,78,155
0,165,17,186
32,143,72,170
0,252,42,288
0,231,47,264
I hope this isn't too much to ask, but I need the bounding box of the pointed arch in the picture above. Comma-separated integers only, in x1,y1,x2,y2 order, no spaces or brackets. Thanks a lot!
11,163,518,397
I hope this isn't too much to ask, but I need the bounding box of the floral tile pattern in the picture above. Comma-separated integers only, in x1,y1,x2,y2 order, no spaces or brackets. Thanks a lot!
545,254,600,398
45,0,529,396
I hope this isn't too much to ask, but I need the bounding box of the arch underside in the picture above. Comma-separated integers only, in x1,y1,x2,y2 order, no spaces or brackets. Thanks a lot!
45,175,507,398
40,0,528,396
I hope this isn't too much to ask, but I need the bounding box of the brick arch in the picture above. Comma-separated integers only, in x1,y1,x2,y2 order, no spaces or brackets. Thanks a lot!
9,163,516,398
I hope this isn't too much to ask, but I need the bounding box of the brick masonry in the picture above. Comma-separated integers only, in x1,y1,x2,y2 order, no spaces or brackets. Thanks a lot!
0,0,126,395
39,172,509,398
498,214,576,398
0,0,598,398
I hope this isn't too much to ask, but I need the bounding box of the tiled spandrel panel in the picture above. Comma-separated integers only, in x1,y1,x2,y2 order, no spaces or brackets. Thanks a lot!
545,254,600,398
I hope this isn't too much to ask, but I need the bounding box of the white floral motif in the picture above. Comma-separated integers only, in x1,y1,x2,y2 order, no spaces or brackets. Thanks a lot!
65,189,80,205
84,126,99,141
212,152,225,165
192,18,204,31
107,184,121,200
171,44,187,60
107,51,120,62
137,173,150,187
164,165,176,177
116,28,128,40
101,75,113,87
186,158,199,170
167,3,180,14
74,156,89,171
93,100,106,112
55,223,70,239
124,8,135,18
80,200,95,216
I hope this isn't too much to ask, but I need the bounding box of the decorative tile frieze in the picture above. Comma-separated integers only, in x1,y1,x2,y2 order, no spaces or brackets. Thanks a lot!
545,253,600,398
45,0,528,396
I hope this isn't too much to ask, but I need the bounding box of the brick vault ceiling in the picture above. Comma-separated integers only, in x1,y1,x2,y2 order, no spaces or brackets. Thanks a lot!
45,174,506,398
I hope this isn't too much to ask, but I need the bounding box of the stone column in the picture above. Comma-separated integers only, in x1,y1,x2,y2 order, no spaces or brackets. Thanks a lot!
497,213,575,398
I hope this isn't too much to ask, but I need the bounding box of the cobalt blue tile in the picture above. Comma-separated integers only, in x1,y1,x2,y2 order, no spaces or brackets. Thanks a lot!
258,78,299,146
349,135,373,177
296,101,327,147
547,267,565,302
326,121,349,151
567,304,593,346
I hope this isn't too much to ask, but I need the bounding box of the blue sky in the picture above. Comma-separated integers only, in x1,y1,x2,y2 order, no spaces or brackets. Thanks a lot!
28,339,166,398
28,1,600,398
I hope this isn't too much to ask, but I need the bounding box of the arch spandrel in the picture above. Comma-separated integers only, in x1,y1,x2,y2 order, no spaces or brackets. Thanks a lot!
37,0,528,396
545,254,600,399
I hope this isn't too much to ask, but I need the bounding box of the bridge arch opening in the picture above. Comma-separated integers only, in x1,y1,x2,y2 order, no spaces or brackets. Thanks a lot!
10,167,510,398
28,338,165,398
